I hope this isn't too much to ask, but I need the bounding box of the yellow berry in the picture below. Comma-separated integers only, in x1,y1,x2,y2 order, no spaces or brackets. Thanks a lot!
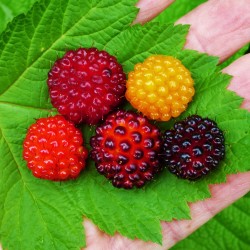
125,55,195,121
138,89,146,99
181,96,190,104
169,80,179,91
148,105,157,113
152,113,161,120
165,95,173,104
135,79,143,86
158,86,169,96
128,72,134,78
134,63,142,71
148,93,157,104
171,101,182,110
135,71,143,78
160,105,170,114
154,64,163,72
156,99,165,108
171,109,182,117
161,113,171,121
138,101,148,110
145,80,155,91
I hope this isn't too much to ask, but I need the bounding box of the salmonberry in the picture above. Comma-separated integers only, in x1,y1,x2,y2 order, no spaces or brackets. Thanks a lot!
126,55,195,121
47,47,126,125
90,110,162,189
23,115,88,181
162,115,225,180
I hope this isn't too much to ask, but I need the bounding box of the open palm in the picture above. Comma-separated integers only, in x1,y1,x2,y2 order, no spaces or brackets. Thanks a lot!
83,0,250,249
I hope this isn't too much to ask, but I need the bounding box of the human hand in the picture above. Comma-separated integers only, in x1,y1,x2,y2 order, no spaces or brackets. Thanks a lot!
83,0,250,249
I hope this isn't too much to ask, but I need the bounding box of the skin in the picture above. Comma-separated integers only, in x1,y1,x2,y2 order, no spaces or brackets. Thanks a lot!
83,0,250,249
1,1,249,249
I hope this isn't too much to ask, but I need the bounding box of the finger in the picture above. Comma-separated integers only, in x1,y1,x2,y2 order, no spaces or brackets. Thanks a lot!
223,54,250,110
161,172,250,249
176,0,250,62
83,218,110,250
83,217,163,250
133,0,175,24
134,0,250,62
160,55,250,248
82,172,250,250
82,173,250,250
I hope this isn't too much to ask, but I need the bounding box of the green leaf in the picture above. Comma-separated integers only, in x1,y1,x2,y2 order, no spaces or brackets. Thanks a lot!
171,193,250,250
0,0,249,249
0,0,138,249
0,106,84,250
106,23,190,71
0,0,38,34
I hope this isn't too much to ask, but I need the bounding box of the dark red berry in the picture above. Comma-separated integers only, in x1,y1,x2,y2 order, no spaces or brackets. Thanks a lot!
47,48,126,125
90,110,162,189
162,115,225,180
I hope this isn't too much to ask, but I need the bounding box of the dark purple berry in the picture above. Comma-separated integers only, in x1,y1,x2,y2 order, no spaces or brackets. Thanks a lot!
162,115,225,180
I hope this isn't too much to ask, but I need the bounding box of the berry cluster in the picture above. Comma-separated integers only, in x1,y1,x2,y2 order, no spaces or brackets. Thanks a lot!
23,47,225,188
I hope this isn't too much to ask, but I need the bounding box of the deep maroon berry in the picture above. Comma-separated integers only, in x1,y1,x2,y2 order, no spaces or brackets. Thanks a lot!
90,110,162,189
162,115,225,180
47,47,126,125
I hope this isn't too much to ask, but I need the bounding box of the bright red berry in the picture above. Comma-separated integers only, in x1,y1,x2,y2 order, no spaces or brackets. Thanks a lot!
23,115,88,181
90,110,162,189
162,115,225,180
47,47,126,125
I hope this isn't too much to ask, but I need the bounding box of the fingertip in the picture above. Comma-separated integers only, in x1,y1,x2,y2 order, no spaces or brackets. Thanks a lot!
223,54,250,110
83,217,109,249
133,0,175,24
176,0,250,62
161,172,250,249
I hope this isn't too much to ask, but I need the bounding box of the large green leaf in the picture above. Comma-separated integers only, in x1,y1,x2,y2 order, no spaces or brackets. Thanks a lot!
0,0,37,34
0,0,249,249
172,193,250,250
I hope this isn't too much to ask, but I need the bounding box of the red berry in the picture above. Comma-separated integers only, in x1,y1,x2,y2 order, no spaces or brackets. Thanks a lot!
47,47,126,125
162,115,225,180
90,110,162,189
23,115,88,181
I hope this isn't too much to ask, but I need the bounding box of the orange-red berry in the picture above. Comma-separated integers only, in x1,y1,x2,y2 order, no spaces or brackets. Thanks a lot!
23,115,88,181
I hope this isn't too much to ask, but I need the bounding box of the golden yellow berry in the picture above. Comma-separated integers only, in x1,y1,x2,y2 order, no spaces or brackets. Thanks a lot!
125,55,195,121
